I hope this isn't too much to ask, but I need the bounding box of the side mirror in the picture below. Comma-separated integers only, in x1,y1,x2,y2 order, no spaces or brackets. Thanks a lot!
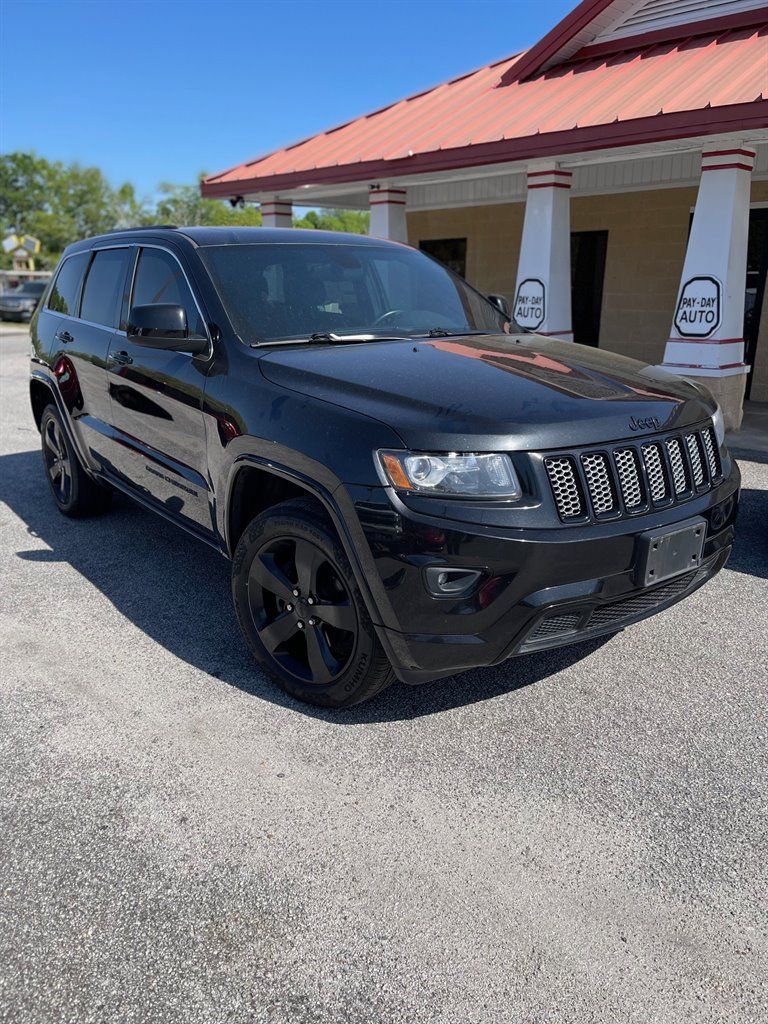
487,294,511,318
127,304,208,354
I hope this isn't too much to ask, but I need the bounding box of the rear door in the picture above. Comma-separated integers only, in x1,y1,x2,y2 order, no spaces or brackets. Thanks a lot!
104,244,213,535
45,246,131,471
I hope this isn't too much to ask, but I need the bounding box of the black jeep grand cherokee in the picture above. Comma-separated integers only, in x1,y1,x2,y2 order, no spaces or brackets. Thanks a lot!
29,227,739,707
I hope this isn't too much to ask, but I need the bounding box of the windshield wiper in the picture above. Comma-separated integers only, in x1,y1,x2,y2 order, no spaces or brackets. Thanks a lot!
416,328,498,338
250,332,409,348
307,331,411,344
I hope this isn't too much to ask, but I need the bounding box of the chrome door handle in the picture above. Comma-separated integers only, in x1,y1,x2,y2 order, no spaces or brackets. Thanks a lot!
55,329,74,344
110,350,133,366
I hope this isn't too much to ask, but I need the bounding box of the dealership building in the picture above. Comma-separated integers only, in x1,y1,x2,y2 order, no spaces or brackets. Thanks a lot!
201,0,768,429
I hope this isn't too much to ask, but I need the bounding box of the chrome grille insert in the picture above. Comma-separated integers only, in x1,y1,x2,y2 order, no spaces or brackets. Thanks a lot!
641,443,669,504
665,437,689,495
581,453,617,515
543,425,723,525
613,448,644,509
701,425,721,480
545,457,584,520
685,433,705,487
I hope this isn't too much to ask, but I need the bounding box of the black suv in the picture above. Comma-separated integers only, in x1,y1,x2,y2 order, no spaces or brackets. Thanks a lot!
1,279,48,321
29,227,739,707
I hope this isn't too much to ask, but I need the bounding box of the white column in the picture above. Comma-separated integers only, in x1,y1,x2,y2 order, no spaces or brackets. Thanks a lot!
261,198,293,228
661,146,755,428
368,186,408,242
513,165,572,340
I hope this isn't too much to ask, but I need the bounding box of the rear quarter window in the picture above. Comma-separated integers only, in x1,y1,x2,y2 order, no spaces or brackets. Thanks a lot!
47,252,90,316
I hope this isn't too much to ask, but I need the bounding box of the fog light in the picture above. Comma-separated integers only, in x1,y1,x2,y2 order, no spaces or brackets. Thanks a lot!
424,567,482,597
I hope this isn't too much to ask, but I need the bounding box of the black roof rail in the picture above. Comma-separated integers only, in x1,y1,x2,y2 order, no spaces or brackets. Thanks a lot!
112,224,178,232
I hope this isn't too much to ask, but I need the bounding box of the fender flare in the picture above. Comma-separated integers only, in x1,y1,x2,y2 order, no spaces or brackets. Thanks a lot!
225,453,410,674
30,368,94,473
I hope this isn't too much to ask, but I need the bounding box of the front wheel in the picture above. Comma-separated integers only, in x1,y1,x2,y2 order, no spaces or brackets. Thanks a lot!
232,499,394,708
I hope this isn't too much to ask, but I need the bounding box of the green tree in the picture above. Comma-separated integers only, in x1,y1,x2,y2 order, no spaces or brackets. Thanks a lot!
156,177,262,227
293,208,369,234
0,152,152,268
0,153,373,271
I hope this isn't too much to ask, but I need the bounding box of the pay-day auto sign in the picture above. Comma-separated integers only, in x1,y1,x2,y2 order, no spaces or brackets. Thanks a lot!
674,276,722,338
513,278,546,330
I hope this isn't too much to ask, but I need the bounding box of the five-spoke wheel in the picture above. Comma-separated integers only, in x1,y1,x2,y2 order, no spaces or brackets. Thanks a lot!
39,404,112,517
43,414,73,505
248,536,357,685
232,498,394,708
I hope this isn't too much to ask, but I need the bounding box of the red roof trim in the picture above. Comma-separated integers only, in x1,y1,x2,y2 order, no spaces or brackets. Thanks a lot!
571,9,768,62
667,337,743,345
527,168,573,178
702,148,757,158
701,162,755,172
499,0,615,85
200,100,768,200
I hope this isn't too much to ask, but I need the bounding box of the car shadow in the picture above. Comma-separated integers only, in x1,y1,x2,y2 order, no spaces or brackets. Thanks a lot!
725,485,768,581
2,447,626,723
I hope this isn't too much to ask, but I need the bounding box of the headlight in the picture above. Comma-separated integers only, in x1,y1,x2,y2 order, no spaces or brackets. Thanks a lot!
377,450,522,499
712,404,725,447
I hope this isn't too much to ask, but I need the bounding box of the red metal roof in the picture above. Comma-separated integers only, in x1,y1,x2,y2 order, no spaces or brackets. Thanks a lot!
202,18,768,198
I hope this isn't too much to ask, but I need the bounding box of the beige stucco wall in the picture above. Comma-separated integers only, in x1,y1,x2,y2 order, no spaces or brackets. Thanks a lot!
407,179,768,402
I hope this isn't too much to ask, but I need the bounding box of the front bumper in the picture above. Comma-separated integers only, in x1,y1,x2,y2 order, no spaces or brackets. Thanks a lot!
349,461,740,685
0,307,33,321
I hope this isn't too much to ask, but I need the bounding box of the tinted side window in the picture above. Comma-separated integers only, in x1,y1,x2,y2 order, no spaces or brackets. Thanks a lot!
80,249,131,329
47,252,89,316
131,248,206,337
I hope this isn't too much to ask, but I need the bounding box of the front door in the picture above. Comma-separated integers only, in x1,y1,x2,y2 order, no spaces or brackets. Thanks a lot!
745,208,768,399
105,245,214,535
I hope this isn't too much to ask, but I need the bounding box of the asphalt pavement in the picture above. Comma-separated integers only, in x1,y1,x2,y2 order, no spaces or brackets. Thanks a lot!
1,329,766,1023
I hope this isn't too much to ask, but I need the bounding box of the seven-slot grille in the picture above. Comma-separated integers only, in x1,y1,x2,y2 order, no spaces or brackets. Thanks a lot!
545,422,722,524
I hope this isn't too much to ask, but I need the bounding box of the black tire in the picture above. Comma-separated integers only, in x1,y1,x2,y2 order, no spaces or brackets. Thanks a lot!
40,404,112,518
232,498,394,708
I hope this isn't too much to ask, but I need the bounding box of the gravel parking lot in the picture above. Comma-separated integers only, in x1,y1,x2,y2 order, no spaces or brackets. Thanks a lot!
1,328,766,1023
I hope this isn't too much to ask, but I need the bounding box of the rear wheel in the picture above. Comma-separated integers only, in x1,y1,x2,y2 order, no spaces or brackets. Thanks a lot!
232,498,394,708
40,404,112,517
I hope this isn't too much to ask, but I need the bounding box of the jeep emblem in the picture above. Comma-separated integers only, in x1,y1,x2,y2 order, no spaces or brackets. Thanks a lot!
629,415,660,432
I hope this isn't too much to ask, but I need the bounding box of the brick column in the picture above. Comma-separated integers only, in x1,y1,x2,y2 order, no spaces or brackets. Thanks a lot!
261,198,293,228
513,165,573,340
369,186,408,242
661,146,756,430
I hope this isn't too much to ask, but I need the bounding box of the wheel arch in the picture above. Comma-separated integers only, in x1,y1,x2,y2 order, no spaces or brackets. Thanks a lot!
224,455,404,673
29,370,92,472
30,376,54,430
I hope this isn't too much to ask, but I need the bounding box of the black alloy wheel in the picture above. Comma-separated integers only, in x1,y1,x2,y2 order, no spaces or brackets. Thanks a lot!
248,536,357,685
232,498,394,708
39,404,112,517
42,414,73,506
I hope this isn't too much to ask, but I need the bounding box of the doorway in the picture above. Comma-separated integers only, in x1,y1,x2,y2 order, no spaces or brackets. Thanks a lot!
419,238,467,279
745,208,768,399
570,230,608,347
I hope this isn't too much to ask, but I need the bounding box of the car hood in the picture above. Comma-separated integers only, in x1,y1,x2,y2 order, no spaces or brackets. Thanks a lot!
259,333,715,451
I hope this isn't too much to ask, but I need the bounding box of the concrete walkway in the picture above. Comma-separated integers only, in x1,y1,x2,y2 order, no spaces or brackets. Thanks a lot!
728,401,768,457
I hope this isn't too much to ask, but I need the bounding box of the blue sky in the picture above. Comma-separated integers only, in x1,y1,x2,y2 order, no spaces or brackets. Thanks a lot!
1,0,571,202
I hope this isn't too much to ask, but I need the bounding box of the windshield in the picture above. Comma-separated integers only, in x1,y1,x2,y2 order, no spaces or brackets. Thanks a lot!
18,282,47,296
199,242,517,343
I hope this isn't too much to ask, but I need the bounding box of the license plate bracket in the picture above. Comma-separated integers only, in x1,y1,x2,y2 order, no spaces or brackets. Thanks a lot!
636,516,706,587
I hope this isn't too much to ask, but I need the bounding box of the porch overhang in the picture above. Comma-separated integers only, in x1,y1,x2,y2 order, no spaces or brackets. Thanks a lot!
201,105,768,205
201,12,768,207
